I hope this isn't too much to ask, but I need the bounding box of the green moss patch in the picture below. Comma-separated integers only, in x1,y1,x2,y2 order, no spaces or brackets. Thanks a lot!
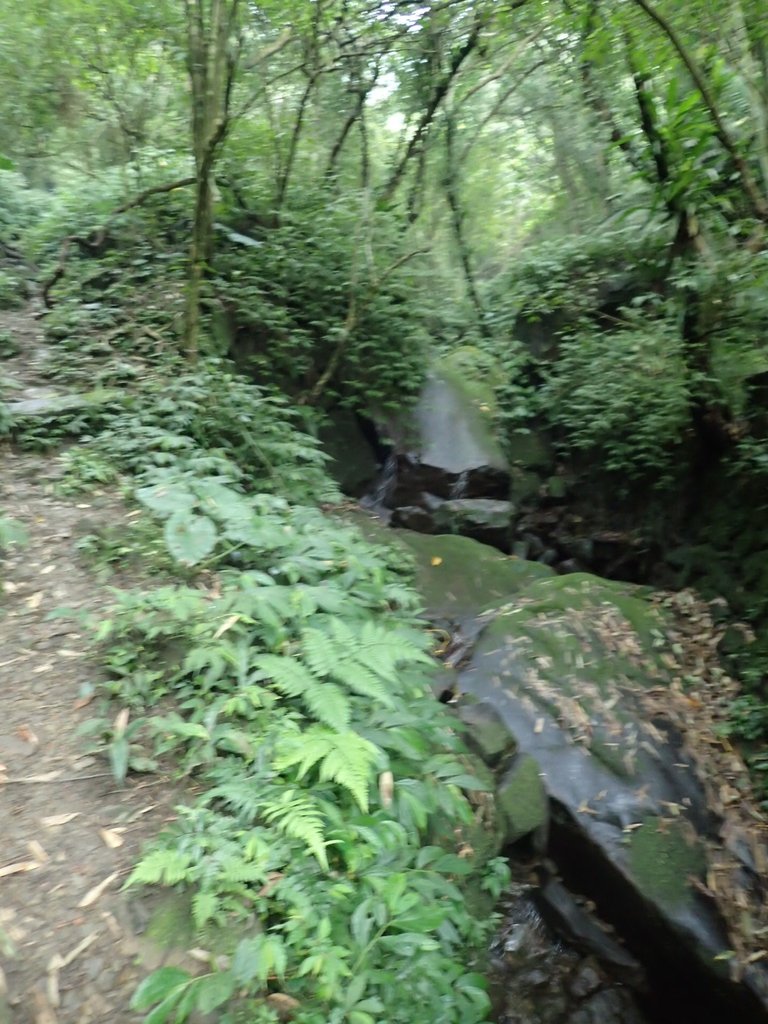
628,818,707,906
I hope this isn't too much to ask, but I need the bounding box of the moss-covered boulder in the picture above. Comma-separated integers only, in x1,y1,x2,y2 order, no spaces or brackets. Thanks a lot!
432,497,515,550
455,572,768,1021
496,753,548,847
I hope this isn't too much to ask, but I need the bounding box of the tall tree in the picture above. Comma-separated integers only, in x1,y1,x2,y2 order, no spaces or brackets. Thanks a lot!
183,0,243,359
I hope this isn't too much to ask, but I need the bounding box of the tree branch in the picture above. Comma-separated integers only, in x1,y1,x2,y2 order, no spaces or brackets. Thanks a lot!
633,0,768,223
41,177,196,308
379,16,484,205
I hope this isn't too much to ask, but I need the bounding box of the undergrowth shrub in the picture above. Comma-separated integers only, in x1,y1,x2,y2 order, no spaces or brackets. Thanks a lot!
57,336,505,1022
0,269,25,309
93,360,337,503
91,485,505,1024
540,315,691,487
214,191,429,412
484,226,670,334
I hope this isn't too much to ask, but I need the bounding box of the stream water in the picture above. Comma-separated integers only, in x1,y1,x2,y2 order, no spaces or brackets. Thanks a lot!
488,868,651,1024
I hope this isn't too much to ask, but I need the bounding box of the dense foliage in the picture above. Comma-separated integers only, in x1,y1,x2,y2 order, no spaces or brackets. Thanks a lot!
2,0,768,1011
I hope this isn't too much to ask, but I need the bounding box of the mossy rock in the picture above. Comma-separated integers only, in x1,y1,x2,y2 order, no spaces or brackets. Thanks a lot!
319,408,379,497
337,510,553,626
628,817,707,907
455,698,517,770
496,753,548,846
398,531,553,624
506,429,554,472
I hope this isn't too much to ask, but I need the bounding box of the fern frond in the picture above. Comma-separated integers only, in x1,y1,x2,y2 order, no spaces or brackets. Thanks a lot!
260,789,328,869
127,847,192,887
332,661,394,708
300,627,338,678
252,654,315,696
301,682,351,730
192,891,219,928
274,729,379,812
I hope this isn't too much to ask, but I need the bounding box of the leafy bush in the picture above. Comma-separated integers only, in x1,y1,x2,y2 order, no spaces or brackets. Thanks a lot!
0,329,20,358
95,360,337,504
214,191,429,412
0,513,27,552
0,169,43,240
0,270,25,309
0,513,28,593
91,479,506,1024
484,226,670,333
540,316,691,485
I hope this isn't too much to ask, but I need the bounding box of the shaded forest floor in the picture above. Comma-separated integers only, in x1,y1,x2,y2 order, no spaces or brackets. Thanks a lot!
0,307,188,1024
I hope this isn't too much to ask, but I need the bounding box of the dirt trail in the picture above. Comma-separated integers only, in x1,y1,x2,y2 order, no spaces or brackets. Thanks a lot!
0,308,183,1024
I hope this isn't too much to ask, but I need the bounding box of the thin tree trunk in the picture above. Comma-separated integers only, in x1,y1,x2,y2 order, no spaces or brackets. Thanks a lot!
380,17,483,205
182,0,240,360
445,110,491,340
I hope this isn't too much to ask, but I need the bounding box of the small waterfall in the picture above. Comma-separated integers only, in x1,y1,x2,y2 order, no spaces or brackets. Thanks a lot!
368,451,398,510
449,469,470,499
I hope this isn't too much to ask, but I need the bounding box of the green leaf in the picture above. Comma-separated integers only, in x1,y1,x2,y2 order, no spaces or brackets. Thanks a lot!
193,479,254,525
350,900,374,948
136,482,197,516
392,907,446,932
131,967,190,1010
0,155,14,170
144,990,186,1024
302,682,351,730
194,971,236,1014
192,891,218,928
164,511,217,565
348,1012,376,1024
108,734,130,785
253,654,316,696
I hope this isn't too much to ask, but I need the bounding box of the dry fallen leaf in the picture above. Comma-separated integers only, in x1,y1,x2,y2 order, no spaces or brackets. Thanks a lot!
534,718,545,734
32,990,57,1024
77,871,119,908
17,771,61,783
27,840,49,864
0,860,39,879
16,724,39,748
112,708,130,736
99,828,124,850
379,770,394,808
266,993,301,1020
26,592,44,610
59,931,100,968
40,565,56,575
430,556,443,566
41,812,79,828
214,613,241,640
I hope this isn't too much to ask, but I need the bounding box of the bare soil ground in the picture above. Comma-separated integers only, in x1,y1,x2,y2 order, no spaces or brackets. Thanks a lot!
0,308,186,1024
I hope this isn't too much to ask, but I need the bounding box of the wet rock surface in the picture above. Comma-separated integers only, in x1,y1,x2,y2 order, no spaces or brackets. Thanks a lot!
489,877,649,1024
339,515,768,1023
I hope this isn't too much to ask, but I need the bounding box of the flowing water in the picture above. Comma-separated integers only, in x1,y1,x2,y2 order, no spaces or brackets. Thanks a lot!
489,874,650,1024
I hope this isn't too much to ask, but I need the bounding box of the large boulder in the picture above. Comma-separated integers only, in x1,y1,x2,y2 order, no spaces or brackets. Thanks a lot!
336,517,768,1018
318,408,379,497
455,573,768,1023
432,497,515,550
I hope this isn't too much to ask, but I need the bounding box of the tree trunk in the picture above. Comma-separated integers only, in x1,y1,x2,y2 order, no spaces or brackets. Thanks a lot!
182,0,240,360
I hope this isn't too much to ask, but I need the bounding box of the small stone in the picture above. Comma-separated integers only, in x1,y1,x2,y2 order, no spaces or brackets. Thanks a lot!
569,962,602,999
